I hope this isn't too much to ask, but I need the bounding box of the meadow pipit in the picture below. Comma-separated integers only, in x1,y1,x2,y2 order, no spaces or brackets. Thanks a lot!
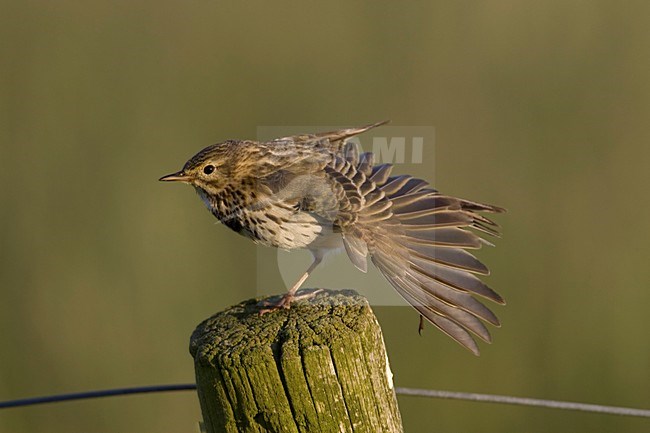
160,121,505,354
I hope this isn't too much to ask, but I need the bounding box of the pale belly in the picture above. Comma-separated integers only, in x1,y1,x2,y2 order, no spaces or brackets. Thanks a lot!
198,187,343,251
244,208,342,251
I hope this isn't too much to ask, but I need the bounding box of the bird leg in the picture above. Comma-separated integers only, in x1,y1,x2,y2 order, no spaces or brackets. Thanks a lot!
258,256,323,313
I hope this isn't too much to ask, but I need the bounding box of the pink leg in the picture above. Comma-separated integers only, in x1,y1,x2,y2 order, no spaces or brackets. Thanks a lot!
258,256,323,313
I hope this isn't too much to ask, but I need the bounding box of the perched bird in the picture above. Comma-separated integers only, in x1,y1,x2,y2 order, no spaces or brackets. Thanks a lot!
160,121,505,355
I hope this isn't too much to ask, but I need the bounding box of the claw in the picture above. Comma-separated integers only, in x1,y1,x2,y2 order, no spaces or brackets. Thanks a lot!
257,289,323,315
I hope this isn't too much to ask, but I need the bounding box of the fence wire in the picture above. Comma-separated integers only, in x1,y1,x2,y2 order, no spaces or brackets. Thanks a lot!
1,384,649,419
395,387,650,418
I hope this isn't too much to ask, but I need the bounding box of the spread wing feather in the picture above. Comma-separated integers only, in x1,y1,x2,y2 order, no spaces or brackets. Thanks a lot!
314,129,505,354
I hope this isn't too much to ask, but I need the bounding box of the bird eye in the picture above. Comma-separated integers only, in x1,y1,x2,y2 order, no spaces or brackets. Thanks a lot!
203,165,215,175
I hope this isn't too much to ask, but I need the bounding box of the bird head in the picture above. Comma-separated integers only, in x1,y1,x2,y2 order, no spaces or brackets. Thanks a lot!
159,141,237,195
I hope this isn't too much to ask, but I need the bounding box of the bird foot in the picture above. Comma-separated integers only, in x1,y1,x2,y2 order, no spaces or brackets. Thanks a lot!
257,289,323,315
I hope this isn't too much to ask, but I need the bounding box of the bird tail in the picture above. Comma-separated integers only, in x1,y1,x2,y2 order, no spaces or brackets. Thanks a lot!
343,151,505,355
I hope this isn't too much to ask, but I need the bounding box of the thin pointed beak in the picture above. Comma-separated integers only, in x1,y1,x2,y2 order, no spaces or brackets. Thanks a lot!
159,170,191,183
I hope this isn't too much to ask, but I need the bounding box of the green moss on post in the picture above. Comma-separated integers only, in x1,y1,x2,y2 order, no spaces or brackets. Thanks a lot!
190,289,403,433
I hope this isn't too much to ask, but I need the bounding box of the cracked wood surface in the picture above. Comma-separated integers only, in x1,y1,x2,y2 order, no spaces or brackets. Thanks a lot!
190,289,403,433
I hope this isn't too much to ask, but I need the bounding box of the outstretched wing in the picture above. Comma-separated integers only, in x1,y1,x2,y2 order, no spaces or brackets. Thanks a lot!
322,138,506,355
366,164,505,355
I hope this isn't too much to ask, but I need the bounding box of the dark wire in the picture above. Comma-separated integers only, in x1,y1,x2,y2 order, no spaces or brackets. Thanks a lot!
1,384,649,419
0,384,196,409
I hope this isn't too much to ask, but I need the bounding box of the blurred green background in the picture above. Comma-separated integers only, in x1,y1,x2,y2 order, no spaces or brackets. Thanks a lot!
2,1,649,432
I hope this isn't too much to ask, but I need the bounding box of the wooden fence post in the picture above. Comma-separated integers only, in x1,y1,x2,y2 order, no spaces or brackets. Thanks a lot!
190,289,404,433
